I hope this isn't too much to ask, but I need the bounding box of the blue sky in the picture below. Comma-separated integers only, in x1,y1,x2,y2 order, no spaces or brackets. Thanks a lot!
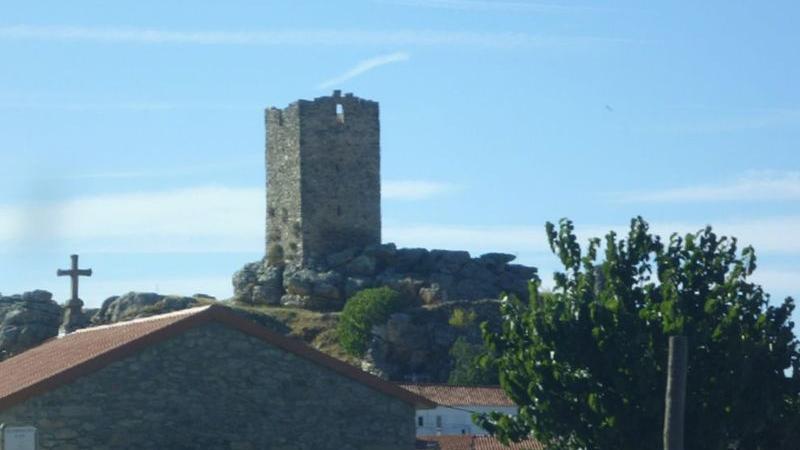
0,1,798,311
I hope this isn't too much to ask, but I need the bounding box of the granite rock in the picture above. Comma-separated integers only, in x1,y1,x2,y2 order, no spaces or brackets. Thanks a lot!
0,290,62,360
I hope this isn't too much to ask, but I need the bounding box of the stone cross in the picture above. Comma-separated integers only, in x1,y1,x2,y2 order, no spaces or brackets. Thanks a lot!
57,254,92,335
57,254,92,303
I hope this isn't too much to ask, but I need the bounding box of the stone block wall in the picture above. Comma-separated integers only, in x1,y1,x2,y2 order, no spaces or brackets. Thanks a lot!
266,91,381,267
0,324,416,449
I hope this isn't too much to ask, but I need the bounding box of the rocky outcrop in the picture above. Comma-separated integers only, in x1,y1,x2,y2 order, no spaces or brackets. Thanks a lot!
91,292,290,335
0,290,62,360
92,292,209,325
361,300,504,382
232,243,536,311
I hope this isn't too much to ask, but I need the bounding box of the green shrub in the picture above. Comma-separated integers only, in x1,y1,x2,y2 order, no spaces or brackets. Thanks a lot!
337,287,403,357
448,308,477,328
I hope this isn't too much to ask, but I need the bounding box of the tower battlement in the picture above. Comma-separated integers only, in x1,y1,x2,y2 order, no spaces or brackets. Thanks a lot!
265,91,381,267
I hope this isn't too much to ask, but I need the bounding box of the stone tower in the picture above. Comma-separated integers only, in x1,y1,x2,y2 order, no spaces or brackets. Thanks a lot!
265,90,381,267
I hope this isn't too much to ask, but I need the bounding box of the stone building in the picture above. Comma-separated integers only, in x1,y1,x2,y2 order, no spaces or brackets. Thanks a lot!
0,305,433,449
266,90,381,267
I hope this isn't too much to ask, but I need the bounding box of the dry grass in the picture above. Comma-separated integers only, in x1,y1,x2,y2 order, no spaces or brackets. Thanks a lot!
225,303,360,365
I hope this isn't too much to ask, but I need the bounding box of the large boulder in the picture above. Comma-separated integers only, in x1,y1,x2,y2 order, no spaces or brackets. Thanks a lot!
92,292,205,324
233,260,284,306
0,290,62,360
281,268,343,311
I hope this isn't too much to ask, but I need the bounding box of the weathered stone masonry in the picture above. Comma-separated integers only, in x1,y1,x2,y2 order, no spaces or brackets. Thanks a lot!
0,324,416,450
237,91,538,311
267,91,381,267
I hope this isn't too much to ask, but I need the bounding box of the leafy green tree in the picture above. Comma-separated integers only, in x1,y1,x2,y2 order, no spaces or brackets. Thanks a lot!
478,217,800,450
337,287,403,357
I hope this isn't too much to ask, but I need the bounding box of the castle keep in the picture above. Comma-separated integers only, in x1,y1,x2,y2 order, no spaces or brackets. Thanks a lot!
236,91,536,317
266,90,381,267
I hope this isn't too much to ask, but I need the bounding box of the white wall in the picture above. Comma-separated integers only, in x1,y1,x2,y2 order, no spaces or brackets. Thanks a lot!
415,405,518,436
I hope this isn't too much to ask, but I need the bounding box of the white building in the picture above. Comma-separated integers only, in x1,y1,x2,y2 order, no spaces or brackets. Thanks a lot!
399,384,518,436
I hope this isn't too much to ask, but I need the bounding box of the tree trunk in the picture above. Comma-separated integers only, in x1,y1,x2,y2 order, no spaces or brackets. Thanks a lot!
663,335,688,450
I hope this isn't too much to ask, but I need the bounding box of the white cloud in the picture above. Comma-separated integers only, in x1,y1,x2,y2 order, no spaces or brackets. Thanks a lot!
0,186,264,253
608,218,800,254
3,184,798,256
385,224,548,254
382,180,461,200
317,52,410,89
0,25,629,49
0,180,459,253
385,216,800,257
617,171,800,203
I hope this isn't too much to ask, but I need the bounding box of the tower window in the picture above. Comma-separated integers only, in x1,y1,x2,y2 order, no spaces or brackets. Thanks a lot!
336,103,345,123
418,416,424,427
337,205,342,216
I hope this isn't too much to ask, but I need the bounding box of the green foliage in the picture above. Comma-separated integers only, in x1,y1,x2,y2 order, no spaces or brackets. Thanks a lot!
479,217,800,450
448,336,499,385
337,287,403,357
449,308,478,328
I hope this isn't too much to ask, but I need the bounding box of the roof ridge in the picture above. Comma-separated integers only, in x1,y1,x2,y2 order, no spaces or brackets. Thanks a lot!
68,305,213,335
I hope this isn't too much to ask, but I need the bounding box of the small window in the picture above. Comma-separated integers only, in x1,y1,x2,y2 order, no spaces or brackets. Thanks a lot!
336,103,345,123
417,416,424,427
436,415,442,428
337,205,342,216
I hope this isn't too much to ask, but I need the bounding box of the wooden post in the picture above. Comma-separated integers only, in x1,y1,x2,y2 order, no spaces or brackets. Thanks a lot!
663,335,688,450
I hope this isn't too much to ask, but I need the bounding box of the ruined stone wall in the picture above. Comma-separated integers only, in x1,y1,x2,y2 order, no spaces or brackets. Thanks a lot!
265,91,381,267
0,323,416,450
266,103,303,265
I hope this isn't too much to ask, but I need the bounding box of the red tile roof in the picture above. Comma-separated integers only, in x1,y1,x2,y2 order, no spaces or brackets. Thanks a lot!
418,435,545,450
0,304,435,411
399,384,515,407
